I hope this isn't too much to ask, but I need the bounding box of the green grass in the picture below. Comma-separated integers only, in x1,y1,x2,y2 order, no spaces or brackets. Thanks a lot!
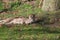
0,2,4,11
0,24,60,40
0,0,60,40
0,0,42,18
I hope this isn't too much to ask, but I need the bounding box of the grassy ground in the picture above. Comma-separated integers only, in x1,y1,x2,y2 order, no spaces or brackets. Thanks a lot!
0,24,60,40
0,0,60,40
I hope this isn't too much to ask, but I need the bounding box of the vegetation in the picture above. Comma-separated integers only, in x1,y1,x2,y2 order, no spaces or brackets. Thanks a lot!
0,0,60,40
0,2,4,11
0,24,60,40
